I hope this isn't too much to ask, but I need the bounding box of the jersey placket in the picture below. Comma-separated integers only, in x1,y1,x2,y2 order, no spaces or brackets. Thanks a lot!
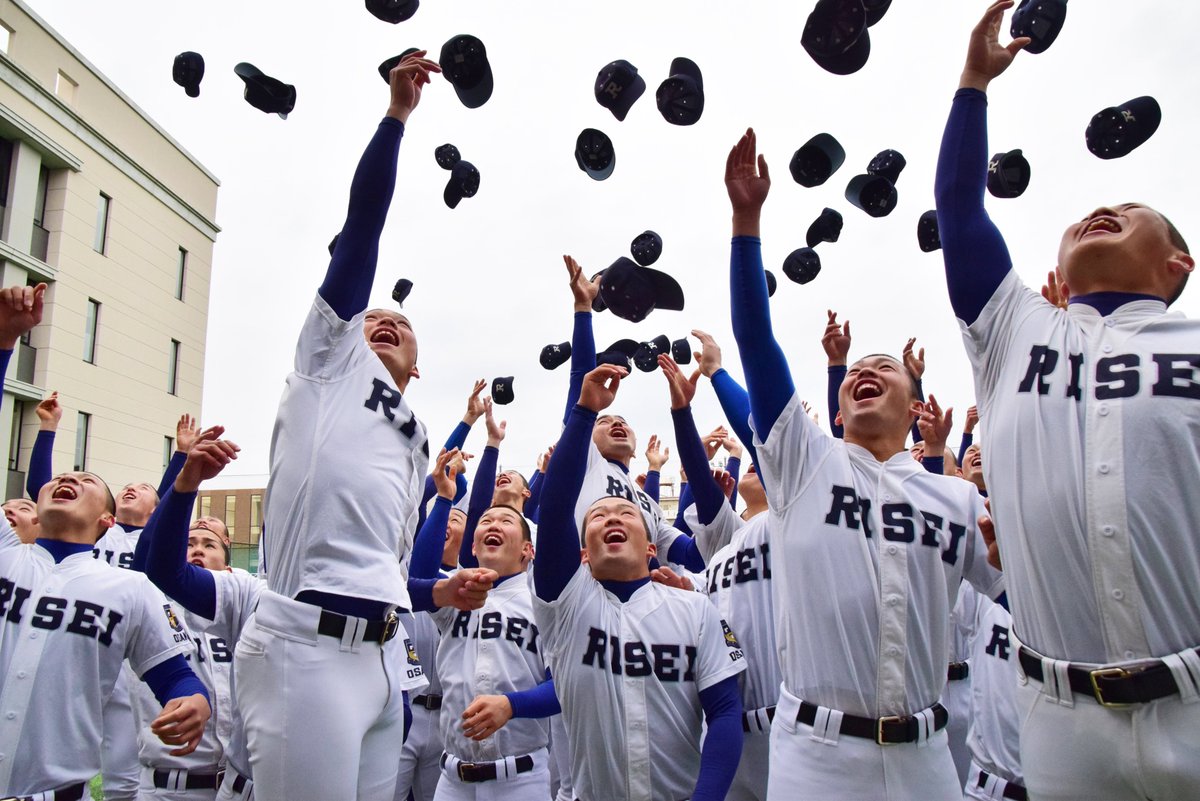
1084,318,1151,662
873,466,910,716
618,595,652,800
471,595,500,761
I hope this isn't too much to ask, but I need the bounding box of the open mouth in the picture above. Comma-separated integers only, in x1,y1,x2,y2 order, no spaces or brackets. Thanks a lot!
370,328,400,347
603,527,628,545
482,533,504,547
1081,217,1122,238
853,379,883,401
189,557,206,567
121,490,138,501
52,485,78,501
609,428,628,440
496,475,511,488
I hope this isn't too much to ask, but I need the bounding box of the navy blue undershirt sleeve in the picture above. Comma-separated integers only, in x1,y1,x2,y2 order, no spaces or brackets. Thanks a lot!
444,421,471,452
934,89,1013,326
526,470,544,521
673,483,694,536
460,446,500,568
709,369,760,469
411,497,451,582
665,532,706,573
142,488,217,620
157,452,187,500
0,349,9,391
318,117,405,320
730,237,795,441
27,429,53,499
563,312,597,425
142,654,209,707
726,456,741,510
693,675,744,801
827,365,846,439
534,405,594,602
672,407,725,527
642,470,661,504
911,380,925,445
957,431,974,469
505,671,561,719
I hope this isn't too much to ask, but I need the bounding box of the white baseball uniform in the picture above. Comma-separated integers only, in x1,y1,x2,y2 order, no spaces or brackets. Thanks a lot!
962,271,1200,798
754,393,1004,801
0,522,191,796
941,579,979,787
533,564,746,801
237,293,428,801
691,504,778,801
430,572,550,801
394,610,444,801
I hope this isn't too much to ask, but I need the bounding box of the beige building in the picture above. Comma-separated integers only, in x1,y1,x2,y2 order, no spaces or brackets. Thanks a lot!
197,476,266,573
0,0,218,501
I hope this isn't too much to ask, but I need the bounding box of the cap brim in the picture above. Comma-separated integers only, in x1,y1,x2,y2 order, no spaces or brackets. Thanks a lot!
185,85,200,98
453,65,494,109
643,267,685,311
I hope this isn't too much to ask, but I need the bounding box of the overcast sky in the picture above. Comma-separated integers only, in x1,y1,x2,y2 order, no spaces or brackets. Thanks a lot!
26,0,1200,487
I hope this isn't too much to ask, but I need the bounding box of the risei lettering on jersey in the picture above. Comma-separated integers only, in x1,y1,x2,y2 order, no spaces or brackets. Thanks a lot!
823,486,970,565
985,624,1012,661
0,578,124,645
705,543,772,593
92,548,134,569
449,610,540,654
1018,346,1200,400
363,378,429,457
603,476,655,517
580,627,698,681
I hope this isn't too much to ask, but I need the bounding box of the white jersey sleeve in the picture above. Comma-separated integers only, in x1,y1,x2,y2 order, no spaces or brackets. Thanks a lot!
126,577,195,677
751,393,838,512
205,570,265,643
685,499,743,564
694,597,748,691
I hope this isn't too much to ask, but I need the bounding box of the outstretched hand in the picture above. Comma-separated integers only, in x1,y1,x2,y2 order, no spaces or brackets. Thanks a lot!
691,329,723,378
484,397,507,446
1041,269,1069,310
432,447,463,501
902,338,926,380
463,379,487,425
564,254,600,312
659,354,700,410
0,283,46,349
918,394,954,454
175,427,239,493
36,391,62,431
725,128,770,236
960,0,1030,92
578,364,626,413
822,310,851,366
645,434,671,471
386,50,441,124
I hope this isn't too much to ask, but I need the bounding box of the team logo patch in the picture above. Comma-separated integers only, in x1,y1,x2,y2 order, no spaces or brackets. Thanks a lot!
404,637,420,666
721,619,740,649
163,604,183,632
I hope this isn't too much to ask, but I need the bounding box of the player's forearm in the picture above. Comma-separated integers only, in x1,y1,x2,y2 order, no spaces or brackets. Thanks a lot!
143,488,217,619
460,445,500,568
957,431,974,467
411,496,451,580
726,456,741,509
157,450,188,500
141,654,211,707
934,89,1014,326
827,365,846,439
563,311,597,425
526,470,544,518
642,470,661,504
533,405,593,601
710,369,760,468
444,420,472,452
505,673,561,718
318,117,405,320
693,675,744,801
672,406,724,526
673,482,694,535
922,455,944,475
730,237,795,439
666,532,706,573
26,429,54,500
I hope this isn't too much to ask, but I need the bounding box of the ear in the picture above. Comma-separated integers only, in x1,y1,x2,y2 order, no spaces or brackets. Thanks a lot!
1169,253,1195,277
521,487,531,500
522,542,535,561
834,410,843,427
409,365,421,380
646,542,657,559
909,399,924,420
580,547,590,565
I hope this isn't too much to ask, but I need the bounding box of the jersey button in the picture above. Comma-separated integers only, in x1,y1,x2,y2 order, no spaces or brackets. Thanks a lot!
887,595,901,606
1102,343,1114,351
1098,463,1110,475
888,646,901,657
887,545,898,555
28,632,36,640
1124,650,1136,660
1112,589,1125,601
4,713,13,720
1102,526,1115,537
884,493,892,501
15,672,25,679
1098,405,1109,417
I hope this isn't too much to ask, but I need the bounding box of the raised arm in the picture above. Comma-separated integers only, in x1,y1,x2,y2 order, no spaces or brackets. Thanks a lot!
958,405,978,466
643,435,669,503
27,390,60,499
411,449,459,581
318,53,440,319
661,355,727,527
725,130,795,439
821,310,850,438
692,329,761,471
562,255,599,424
902,338,928,444
156,413,199,500
461,401,505,568
935,1,1029,325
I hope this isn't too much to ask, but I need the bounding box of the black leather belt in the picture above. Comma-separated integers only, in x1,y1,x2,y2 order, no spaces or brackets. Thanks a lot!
442,753,534,783
1,783,86,801
742,705,776,732
976,768,1027,800
797,701,948,745
231,772,250,794
414,693,443,710
153,769,224,790
947,661,970,681
1018,645,1195,707
317,608,400,644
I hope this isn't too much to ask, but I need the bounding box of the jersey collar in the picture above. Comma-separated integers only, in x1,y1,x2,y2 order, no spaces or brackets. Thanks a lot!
1068,291,1167,319
34,538,93,563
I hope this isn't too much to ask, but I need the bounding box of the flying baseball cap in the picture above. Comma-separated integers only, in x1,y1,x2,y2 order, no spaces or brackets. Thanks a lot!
540,342,572,370
806,208,844,247
671,337,692,365
1010,0,1068,55
863,0,892,26
597,257,685,324
782,247,822,284
575,129,616,181
765,269,778,297
392,278,413,307
233,62,296,118
634,335,671,372
596,339,639,371
492,376,515,405
631,230,663,266
986,149,1032,198
656,57,704,126
366,0,419,23
444,160,480,209
435,143,461,170
1085,96,1161,160
790,133,846,187
172,52,204,98
378,48,421,83
594,59,646,121
440,34,493,109
328,233,340,257
917,210,941,252
867,149,906,185
801,0,871,76
845,173,898,218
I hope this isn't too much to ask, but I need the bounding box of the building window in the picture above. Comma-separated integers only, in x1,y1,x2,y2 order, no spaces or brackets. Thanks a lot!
167,339,180,394
0,22,12,54
93,192,110,253
199,494,211,519
73,411,90,471
31,166,50,261
55,70,77,104
163,436,174,474
0,136,13,219
83,299,99,363
175,247,187,300
250,493,262,539
224,495,237,542
7,400,24,471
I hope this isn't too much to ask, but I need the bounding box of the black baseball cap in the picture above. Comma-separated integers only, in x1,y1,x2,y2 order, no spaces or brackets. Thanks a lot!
392,279,413,307
597,257,685,324
671,337,692,364
783,247,822,284
1010,0,1068,55
378,49,422,83
801,0,871,75
233,63,296,118
575,129,615,181
631,231,663,266
806,208,844,247
765,269,778,297
366,0,419,24
867,149,906,185
540,342,572,370
173,52,204,98
492,376,515,405
435,143,461,170
596,339,639,371
986,149,1032,198
917,210,941,253
845,173,898,218
440,35,493,109
863,0,892,27
634,335,671,372
790,133,846,187
1085,96,1161,160
595,60,646,121
443,161,480,209
656,57,704,126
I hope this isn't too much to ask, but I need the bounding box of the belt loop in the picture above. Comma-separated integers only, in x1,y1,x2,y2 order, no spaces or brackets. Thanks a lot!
339,615,363,652
914,706,933,748
1163,650,1200,704
1048,658,1075,707
807,704,842,745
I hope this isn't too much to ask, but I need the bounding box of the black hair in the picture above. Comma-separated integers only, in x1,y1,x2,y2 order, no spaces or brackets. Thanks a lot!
484,503,532,542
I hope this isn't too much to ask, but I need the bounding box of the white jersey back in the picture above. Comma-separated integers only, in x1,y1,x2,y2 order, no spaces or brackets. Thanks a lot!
963,272,1200,662
264,294,429,605
0,525,189,794
93,522,142,570
431,573,547,761
694,506,781,711
963,586,1022,785
754,394,1003,718
574,442,685,560
532,567,746,801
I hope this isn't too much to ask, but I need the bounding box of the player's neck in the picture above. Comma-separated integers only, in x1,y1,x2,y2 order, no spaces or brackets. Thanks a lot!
116,513,150,528
743,500,768,518
383,363,413,394
37,523,100,545
843,429,908,463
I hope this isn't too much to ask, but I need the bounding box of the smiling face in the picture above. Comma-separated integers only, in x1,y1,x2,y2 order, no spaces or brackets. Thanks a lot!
837,355,923,441
3,498,39,544
580,496,655,582
116,482,159,526
443,509,467,566
1058,204,1193,302
592,415,637,463
737,464,766,510
493,470,530,509
961,444,986,491
37,472,115,542
188,526,230,571
471,505,533,575
192,515,230,545
363,309,419,386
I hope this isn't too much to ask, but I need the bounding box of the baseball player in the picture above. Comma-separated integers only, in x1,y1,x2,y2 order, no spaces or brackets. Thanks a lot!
937,3,1200,797
658,355,777,801
724,128,1004,800
410,449,557,800
533,363,746,801
2,498,38,544
0,282,211,799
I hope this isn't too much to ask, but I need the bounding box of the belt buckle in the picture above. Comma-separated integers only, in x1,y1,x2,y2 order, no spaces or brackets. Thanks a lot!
383,610,400,643
1089,666,1133,707
876,715,904,745
457,761,477,782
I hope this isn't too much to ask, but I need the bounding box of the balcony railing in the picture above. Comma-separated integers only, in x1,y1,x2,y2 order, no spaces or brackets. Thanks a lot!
30,222,48,262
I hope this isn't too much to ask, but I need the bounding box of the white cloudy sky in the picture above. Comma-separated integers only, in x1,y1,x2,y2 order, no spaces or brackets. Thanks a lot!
26,0,1200,486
